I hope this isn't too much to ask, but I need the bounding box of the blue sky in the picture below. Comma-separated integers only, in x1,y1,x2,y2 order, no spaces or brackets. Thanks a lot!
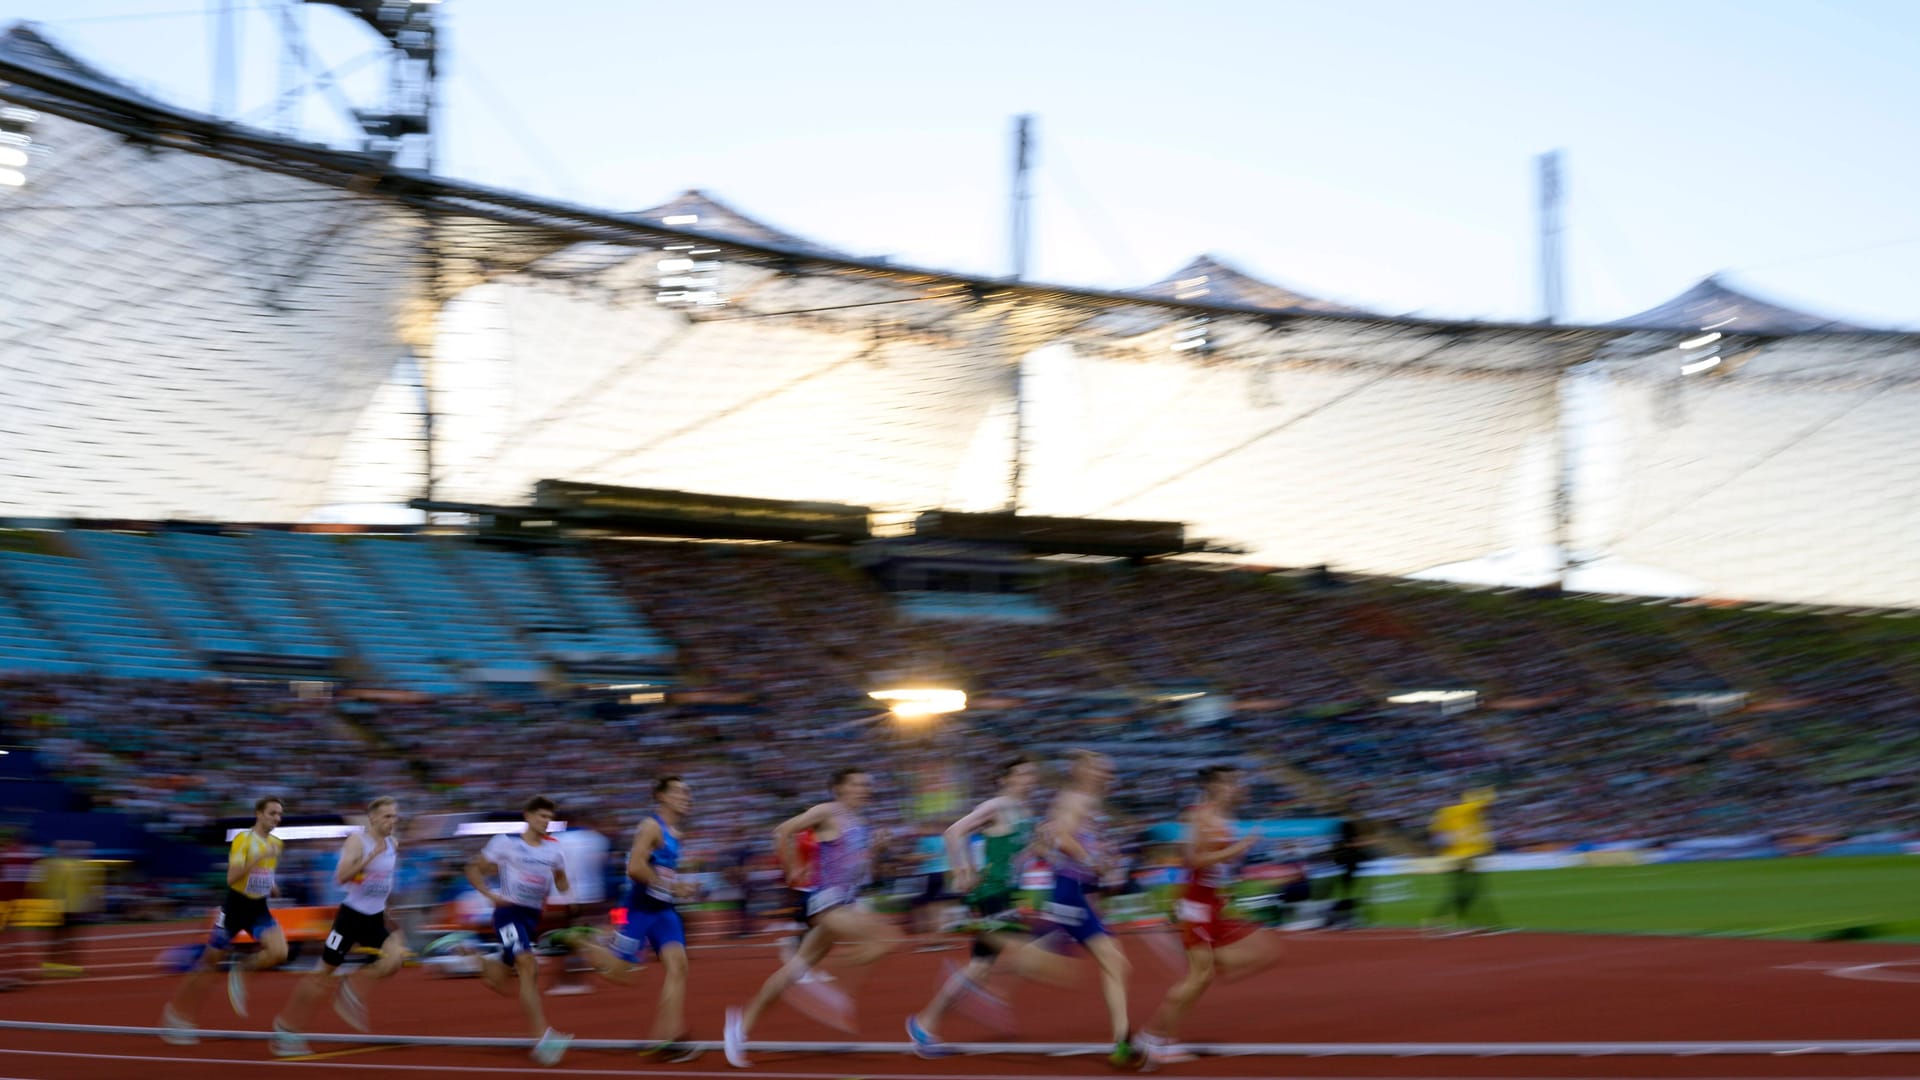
8,0,1919,327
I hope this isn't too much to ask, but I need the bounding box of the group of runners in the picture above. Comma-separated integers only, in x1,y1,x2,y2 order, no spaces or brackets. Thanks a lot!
155,750,1287,1069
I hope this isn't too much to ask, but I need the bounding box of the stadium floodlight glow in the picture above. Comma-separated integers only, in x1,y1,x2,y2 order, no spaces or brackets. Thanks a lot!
869,687,967,720
662,214,699,225
0,147,25,169
1386,689,1478,705
0,168,24,188
1680,355,1722,376
1679,331,1723,350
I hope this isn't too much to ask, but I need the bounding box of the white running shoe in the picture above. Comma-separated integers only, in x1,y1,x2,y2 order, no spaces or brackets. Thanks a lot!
723,1007,751,1069
227,962,248,1017
531,1027,572,1066
271,1021,312,1058
1141,1031,1197,1066
333,978,370,1033
780,972,855,1033
159,1005,198,1046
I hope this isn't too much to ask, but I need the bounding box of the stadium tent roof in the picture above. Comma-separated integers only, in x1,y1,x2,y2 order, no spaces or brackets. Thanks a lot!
0,22,1644,342
5,21,1903,346
625,190,851,259
1608,275,1867,335
8,22,1920,610
1139,254,1364,315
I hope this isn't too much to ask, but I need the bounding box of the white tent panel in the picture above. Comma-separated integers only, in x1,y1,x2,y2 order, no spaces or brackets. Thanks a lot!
1602,373,1920,608
1024,347,1561,575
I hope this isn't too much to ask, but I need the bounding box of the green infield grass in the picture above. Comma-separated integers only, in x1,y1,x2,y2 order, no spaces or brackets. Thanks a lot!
1355,855,1920,940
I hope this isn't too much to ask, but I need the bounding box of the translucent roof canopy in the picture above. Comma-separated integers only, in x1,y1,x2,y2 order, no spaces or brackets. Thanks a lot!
5,22,1920,609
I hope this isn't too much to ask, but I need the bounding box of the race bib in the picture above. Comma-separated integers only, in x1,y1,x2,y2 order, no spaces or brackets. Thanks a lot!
646,867,678,902
1176,899,1212,924
359,875,392,901
1043,901,1086,925
246,869,275,896
807,886,855,917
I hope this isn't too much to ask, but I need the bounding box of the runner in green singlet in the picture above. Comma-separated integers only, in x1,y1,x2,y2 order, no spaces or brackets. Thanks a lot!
905,756,1072,1058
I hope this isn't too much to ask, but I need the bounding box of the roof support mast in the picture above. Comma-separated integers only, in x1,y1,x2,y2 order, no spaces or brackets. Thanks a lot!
1538,150,1565,326
299,0,444,509
1006,114,1034,515
1539,150,1579,591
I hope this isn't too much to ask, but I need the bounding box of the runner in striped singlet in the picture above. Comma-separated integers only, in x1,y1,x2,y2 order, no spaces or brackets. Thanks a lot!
725,768,896,1069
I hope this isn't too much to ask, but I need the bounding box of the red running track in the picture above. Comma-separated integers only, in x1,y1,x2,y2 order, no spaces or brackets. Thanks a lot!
0,924,1917,1078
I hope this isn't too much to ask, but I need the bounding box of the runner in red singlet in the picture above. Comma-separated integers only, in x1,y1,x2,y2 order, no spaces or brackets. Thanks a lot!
1140,765,1282,1067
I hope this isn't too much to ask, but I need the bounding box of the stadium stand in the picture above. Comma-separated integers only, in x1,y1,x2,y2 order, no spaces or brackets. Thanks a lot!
0,529,671,694
5,534,1913,883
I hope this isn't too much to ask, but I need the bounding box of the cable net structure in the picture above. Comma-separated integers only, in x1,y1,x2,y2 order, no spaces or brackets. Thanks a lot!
1576,333,1920,609
4,23,1919,608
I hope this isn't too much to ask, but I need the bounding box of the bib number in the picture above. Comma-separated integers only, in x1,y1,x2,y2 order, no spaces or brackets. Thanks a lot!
647,868,677,902
1177,899,1212,924
806,886,853,917
1043,901,1086,925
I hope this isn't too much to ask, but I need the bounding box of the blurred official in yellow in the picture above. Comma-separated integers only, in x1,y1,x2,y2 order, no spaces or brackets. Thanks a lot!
1427,788,1501,932
34,840,103,976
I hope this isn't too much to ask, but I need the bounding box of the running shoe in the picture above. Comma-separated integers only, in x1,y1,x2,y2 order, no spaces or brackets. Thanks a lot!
906,1014,954,1059
159,1005,197,1046
226,961,248,1017
270,1021,311,1058
723,1007,751,1069
531,1027,572,1066
333,976,370,1032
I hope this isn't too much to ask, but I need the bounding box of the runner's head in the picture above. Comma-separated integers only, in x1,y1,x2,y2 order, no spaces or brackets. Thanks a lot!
656,775,692,817
998,755,1038,799
366,796,399,837
522,794,558,835
830,767,872,810
1198,764,1242,808
1067,749,1113,793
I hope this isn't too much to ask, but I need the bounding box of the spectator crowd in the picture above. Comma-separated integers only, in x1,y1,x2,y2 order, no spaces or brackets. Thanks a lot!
2,540,1915,913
